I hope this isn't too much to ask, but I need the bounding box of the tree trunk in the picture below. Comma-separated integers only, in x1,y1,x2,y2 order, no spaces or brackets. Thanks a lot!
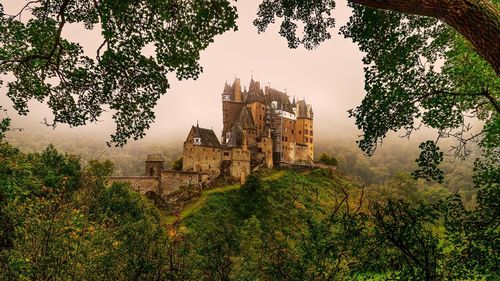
350,0,500,75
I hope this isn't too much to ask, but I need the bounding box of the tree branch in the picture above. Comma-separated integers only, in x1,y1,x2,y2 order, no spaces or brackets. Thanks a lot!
350,0,500,75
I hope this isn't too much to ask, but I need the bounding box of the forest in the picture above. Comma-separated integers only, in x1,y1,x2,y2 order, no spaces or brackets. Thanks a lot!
0,141,496,280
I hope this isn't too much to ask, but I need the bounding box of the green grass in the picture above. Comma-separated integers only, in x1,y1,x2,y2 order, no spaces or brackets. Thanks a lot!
164,183,240,224
164,170,286,224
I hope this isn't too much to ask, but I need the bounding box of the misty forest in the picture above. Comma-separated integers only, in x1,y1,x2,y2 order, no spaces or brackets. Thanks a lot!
0,0,499,280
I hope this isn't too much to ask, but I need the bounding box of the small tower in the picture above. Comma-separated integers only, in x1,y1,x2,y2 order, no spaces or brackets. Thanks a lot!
145,154,164,177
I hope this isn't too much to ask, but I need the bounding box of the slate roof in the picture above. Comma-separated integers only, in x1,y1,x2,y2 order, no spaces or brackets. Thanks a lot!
237,107,256,130
265,87,294,113
297,100,313,118
246,80,266,104
189,125,221,147
146,154,164,162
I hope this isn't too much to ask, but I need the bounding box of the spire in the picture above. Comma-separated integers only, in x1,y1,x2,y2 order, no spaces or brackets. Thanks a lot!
292,96,296,107
194,120,201,140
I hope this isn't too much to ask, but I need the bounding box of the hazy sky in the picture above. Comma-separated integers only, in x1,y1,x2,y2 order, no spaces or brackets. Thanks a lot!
1,0,366,143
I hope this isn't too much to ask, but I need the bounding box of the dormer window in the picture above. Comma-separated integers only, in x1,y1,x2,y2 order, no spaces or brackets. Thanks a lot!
194,137,201,145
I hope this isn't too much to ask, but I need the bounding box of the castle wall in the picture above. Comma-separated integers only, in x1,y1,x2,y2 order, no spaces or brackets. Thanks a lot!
145,161,164,177
182,142,222,175
107,176,160,194
247,102,266,135
257,136,274,169
230,147,251,183
160,170,200,194
296,117,314,160
295,144,311,163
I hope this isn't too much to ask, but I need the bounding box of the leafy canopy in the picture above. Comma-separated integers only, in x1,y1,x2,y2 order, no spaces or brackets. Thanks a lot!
254,0,499,182
0,0,237,146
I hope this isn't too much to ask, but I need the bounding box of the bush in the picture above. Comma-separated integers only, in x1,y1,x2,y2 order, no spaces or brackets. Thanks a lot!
172,157,183,171
318,153,338,166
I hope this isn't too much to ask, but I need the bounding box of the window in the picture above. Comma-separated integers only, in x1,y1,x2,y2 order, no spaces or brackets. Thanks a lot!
304,129,308,135
310,130,313,136
299,130,302,135
310,138,313,143
291,129,294,134
224,152,230,156
305,137,308,142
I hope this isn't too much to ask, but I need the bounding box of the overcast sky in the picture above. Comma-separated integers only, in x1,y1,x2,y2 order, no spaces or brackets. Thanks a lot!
1,0,366,143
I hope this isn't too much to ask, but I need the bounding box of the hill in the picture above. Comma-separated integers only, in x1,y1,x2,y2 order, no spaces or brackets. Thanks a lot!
0,141,496,280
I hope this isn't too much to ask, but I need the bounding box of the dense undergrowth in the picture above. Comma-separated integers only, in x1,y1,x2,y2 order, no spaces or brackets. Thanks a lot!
0,142,498,280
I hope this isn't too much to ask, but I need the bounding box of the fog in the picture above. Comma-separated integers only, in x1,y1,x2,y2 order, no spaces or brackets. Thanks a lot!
1,0,371,144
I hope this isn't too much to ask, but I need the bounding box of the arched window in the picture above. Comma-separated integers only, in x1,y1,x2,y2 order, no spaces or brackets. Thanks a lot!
149,167,155,176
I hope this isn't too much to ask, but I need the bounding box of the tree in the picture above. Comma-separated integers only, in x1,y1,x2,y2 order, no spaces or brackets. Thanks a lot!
0,0,237,146
172,157,183,171
318,153,338,166
255,0,498,180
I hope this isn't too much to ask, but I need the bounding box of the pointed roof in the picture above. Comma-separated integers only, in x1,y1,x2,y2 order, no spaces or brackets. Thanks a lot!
296,100,313,118
265,87,294,113
226,123,242,147
222,82,233,96
194,120,201,138
237,107,256,130
187,125,221,147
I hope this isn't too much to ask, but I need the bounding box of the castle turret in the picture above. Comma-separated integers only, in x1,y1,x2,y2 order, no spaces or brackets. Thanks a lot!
233,78,242,102
145,154,164,177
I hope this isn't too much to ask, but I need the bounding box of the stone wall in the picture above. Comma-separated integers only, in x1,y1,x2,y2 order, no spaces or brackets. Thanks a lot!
182,142,222,175
295,144,311,163
247,101,267,135
257,136,274,169
107,176,160,194
230,147,251,183
160,170,201,194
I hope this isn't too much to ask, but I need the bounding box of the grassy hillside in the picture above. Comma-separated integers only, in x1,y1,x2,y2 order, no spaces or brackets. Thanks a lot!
167,169,492,280
1,140,496,280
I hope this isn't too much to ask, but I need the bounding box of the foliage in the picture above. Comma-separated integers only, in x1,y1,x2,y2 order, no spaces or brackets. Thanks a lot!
0,0,237,146
318,152,338,166
0,142,497,279
254,0,336,49
254,0,499,185
0,142,174,280
181,169,497,280
172,157,183,171
411,141,444,182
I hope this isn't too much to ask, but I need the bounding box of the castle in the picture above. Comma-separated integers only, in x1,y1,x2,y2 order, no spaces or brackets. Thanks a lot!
108,78,314,196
